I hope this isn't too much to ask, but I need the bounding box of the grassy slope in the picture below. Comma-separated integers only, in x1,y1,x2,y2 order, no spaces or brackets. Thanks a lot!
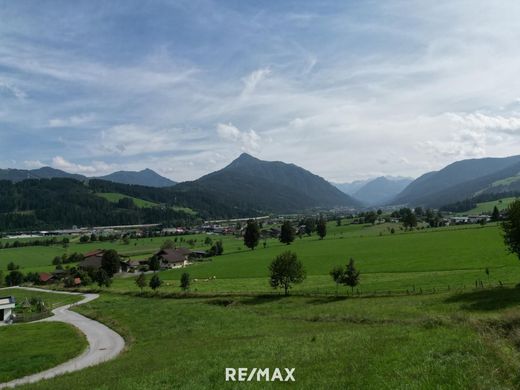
461,197,518,215
0,322,87,383
1,288,82,308
95,192,159,208
19,290,520,389
95,192,196,215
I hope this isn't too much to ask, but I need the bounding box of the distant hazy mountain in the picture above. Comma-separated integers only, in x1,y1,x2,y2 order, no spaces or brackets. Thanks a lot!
0,167,86,182
392,155,520,207
97,169,176,188
174,153,361,213
333,179,371,195
353,177,413,206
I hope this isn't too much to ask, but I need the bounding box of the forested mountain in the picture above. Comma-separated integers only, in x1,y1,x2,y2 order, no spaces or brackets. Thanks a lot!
353,177,413,206
173,153,361,213
97,169,176,187
0,179,196,231
392,155,520,207
0,167,86,182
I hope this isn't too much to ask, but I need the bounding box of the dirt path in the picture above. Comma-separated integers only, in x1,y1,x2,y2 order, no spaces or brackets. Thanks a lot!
0,287,125,389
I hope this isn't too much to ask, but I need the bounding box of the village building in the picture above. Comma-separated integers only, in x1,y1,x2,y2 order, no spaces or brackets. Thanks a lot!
38,272,56,285
78,249,124,273
154,248,192,269
0,296,15,325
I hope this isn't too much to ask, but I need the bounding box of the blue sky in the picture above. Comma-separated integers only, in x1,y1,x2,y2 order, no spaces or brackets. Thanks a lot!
1,1,520,182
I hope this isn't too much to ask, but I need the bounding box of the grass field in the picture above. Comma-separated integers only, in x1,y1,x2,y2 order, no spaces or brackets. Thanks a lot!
460,197,518,215
95,192,160,208
4,222,520,388
95,192,197,215
16,288,520,389
0,289,86,384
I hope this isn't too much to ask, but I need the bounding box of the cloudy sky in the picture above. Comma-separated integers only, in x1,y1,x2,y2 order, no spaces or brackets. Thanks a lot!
1,0,520,182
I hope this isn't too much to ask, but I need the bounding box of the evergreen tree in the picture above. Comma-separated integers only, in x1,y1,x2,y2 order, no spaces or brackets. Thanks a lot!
317,217,327,239
148,255,161,271
491,206,500,222
243,219,261,250
180,272,190,291
502,200,520,260
279,221,295,245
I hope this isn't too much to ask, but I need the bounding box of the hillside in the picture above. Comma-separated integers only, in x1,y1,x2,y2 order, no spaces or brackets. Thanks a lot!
0,179,196,231
352,177,412,206
333,179,371,195
0,167,86,182
97,169,176,187
174,153,361,213
392,155,520,207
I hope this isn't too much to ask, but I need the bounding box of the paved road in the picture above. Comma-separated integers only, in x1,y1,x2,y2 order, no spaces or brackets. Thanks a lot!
0,287,125,389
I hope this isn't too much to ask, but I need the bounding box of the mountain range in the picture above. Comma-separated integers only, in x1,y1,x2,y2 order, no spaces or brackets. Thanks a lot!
0,167,176,188
391,155,520,207
334,177,413,206
173,153,360,213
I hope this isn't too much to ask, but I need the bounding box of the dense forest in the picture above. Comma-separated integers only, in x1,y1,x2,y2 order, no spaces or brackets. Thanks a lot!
440,191,520,213
0,179,204,231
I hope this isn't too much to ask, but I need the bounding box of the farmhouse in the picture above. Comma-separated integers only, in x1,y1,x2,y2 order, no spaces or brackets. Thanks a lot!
38,272,56,285
78,249,124,273
154,248,192,269
0,296,15,324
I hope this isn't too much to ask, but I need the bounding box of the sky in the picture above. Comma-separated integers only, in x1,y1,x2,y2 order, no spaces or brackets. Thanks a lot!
1,0,520,183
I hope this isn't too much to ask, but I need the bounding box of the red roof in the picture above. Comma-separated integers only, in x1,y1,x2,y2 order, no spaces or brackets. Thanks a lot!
84,249,104,258
39,273,54,282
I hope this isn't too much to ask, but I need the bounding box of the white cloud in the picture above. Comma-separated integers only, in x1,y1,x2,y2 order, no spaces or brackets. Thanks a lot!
51,156,115,175
0,79,27,100
48,114,96,128
217,123,261,152
23,160,45,169
241,68,271,97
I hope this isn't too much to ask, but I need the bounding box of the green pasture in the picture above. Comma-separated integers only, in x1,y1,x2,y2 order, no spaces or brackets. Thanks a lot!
18,289,520,389
95,192,159,208
0,322,87,383
461,197,518,215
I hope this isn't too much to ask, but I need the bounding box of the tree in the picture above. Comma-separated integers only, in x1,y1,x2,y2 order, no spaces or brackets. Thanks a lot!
79,235,90,243
149,255,161,271
336,218,342,227
279,221,295,245
135,273,147,292
101,249,121,277
317,217,327,239
5,270,24,286
330,266,344,295
209,240,224,256
180,272,190,291
243,219,261,250
401,209,417,230
161,239,175,250
7,262,19,271
268,251,306,295
149,274,162,291
94,269,112,288
303,218,316,236
502,200,520,260
342,258,360,294
491,206,501,222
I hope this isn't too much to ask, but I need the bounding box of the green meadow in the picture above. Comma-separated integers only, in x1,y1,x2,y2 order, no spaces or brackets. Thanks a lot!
4,222,520,389
0,288,86,383
462,197,518,215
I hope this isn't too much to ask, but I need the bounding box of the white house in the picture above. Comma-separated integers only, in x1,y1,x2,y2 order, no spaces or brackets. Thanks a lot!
0,296,15,324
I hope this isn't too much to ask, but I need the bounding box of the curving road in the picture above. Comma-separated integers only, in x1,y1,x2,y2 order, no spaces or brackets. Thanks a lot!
0,287,125,389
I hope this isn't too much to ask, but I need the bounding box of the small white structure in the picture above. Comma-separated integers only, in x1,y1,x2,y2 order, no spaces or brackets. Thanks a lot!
0,296,15,324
